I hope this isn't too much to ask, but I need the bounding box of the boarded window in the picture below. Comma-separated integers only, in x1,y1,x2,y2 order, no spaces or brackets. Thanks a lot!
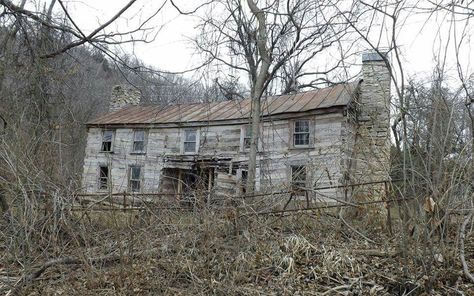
98,166,109,190
184,129,197,153
129,166,142,192
132,130,146,153
293,120,310,147
291,165,307,192
101,130,114,152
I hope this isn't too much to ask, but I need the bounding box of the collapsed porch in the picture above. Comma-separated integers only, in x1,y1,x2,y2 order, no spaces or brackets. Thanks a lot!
159,155,248,205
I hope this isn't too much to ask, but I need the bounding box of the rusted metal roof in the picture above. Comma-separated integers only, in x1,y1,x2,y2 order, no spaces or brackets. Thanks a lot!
88,81,359,126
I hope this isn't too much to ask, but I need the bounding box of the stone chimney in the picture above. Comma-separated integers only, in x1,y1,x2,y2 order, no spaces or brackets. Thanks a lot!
109,85,141,112
349,51,391,217
359,52,390,134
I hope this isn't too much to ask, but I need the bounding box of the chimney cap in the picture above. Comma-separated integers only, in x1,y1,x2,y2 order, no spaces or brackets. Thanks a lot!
362,51,386,62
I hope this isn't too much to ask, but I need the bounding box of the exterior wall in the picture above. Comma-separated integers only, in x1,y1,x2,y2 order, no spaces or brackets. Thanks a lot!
81,112,347,202
258,113,346,201
82,128,165,194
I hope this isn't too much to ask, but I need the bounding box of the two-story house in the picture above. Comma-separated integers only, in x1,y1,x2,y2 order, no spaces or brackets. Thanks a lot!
81,53,391,204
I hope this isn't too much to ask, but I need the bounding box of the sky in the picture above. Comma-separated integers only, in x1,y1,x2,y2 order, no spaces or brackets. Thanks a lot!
58,0,199,72
39,0,474,87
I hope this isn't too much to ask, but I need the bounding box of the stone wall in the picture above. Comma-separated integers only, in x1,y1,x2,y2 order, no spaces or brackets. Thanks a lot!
109,85,141,112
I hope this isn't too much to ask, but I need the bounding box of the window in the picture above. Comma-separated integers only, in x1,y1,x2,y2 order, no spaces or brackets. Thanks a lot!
132,130,146,153
291,165,307,192
101,130,114,152
129,166,142,192
242,125,252,150
183,129,198,153
293,120,310,147
98,165,109,190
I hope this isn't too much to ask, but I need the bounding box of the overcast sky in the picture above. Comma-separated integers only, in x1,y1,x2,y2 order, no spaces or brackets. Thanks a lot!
40,0,473,86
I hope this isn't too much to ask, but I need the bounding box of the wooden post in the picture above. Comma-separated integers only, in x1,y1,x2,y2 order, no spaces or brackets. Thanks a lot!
123,191,127,211
177,169,183,204
305,190,309,208
384,181,393,235
207,168,213,206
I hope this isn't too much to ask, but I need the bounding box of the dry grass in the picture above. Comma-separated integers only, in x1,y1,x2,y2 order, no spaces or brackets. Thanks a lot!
1,204,473,295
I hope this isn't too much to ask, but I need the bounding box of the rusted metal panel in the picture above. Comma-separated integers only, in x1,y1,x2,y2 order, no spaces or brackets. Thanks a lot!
265,93,297,115
282,91,317,113
208,101,242,121
221,99,251,120
88,81,360,126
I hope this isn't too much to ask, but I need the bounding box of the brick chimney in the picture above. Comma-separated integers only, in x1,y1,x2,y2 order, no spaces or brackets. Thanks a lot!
350,51,391,215
109,85,141,112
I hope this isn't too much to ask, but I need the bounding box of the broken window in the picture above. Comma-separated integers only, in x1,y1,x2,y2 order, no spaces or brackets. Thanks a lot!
291,165,307,192
98,165,109,190
183,129,197,153
132,129,146,153
129,166,142,192
293,120,310,147
101,130,114,152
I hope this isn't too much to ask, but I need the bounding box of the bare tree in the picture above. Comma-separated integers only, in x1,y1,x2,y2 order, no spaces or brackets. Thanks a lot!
188,0,353,193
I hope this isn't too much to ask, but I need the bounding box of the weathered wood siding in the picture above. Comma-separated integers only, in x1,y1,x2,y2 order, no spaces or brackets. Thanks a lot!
81,111,348,201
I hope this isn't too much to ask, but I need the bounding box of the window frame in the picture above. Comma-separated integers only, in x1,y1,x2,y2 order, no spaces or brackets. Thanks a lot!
98,165,110,191
100,129,115,152
131,129,147,154
128,165,142,193
292,119,311,148
182,128,199,154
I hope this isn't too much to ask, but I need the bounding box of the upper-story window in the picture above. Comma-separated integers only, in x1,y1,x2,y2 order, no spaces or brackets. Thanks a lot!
101,130,114,152
293,119,310,147
132,129,146,153
183,129,198,153
241,125,252,150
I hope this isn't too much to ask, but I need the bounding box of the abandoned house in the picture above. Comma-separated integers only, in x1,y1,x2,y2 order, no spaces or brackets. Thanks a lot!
81,53,391,203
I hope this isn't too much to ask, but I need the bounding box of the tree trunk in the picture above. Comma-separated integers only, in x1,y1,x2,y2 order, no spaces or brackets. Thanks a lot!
245,0,270,194
247,95,260,193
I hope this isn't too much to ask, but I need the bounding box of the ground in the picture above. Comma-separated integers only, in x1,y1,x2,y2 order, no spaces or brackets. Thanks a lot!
1,208,473,295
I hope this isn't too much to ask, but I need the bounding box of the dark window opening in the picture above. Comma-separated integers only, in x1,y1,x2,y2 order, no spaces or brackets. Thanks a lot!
133,130,146,153
101,130,114,152
129,166,142,192
293,120,310,146
99,166,109,190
